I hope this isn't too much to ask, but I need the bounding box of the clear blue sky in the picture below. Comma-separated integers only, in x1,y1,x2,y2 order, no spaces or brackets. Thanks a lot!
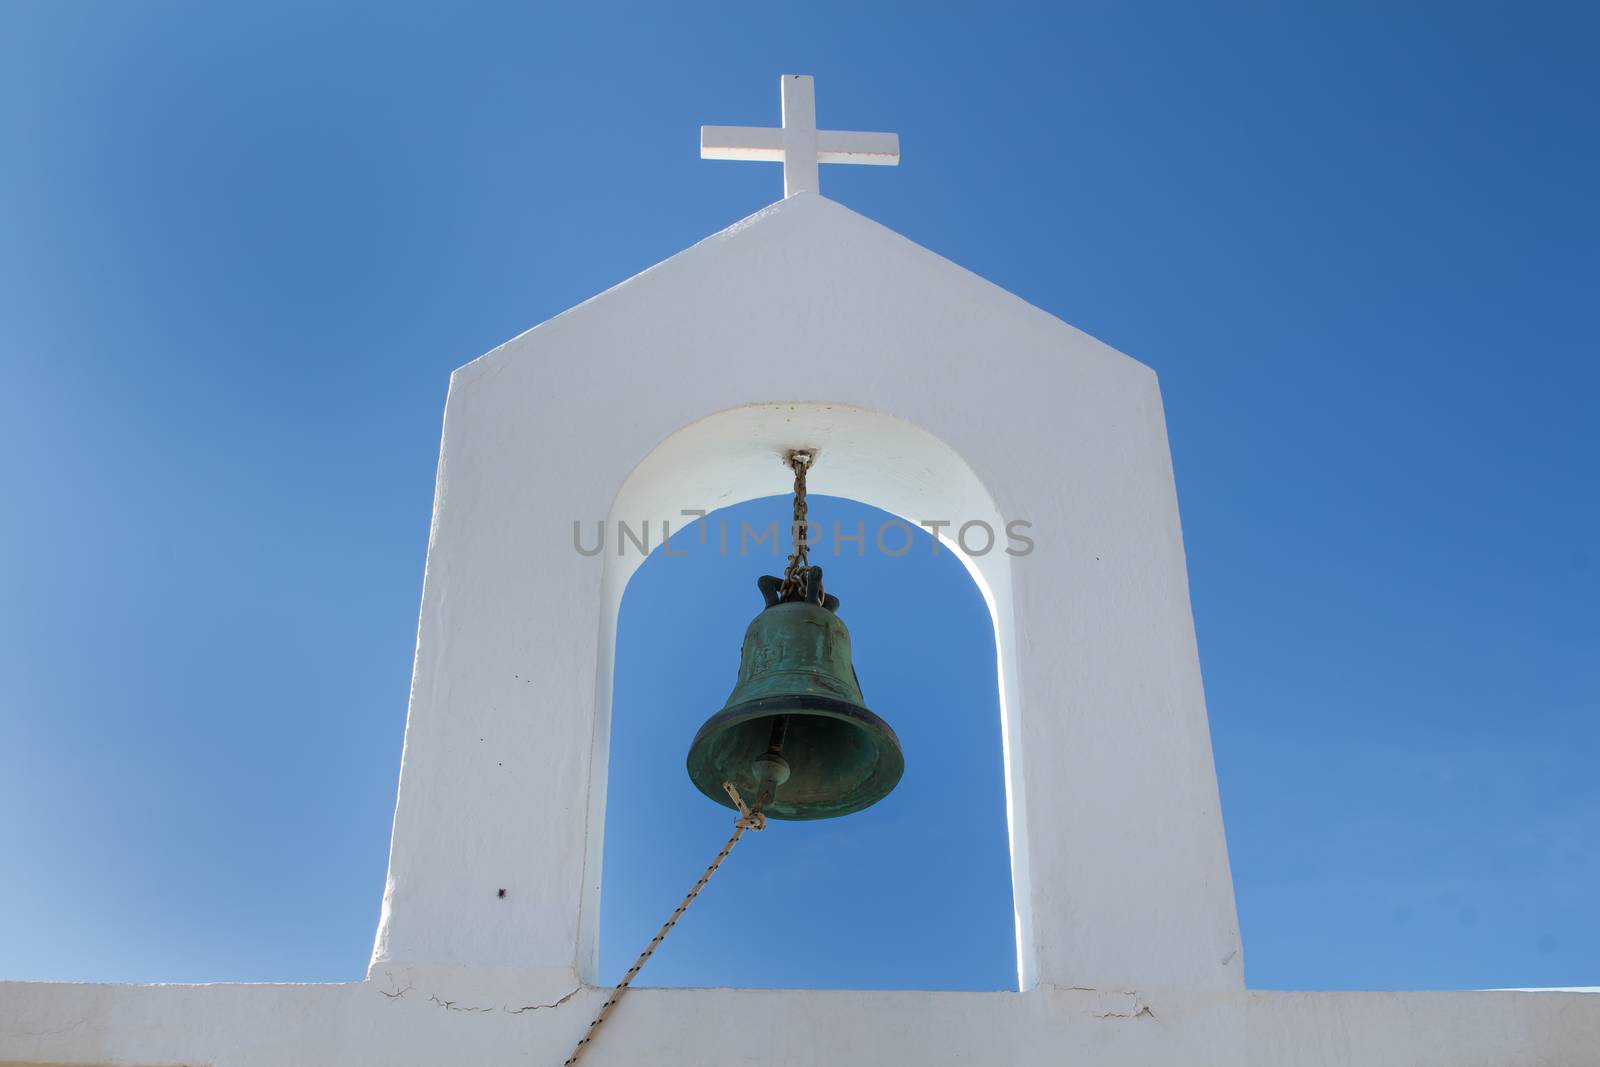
3,2,1595,992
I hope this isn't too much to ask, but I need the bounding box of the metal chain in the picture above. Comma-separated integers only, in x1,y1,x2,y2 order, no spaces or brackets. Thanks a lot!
777,450,814,602
561,783,766,1066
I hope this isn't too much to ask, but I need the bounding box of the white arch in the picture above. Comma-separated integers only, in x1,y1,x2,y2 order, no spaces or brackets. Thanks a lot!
369,193,1242,1007
583,401,1032,987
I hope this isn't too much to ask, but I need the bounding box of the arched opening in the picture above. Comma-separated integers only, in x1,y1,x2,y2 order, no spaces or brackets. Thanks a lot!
599,495,1015,989
576,402,1034,990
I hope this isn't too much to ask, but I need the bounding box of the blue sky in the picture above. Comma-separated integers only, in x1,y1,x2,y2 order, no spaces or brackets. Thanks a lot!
3,2,1596,991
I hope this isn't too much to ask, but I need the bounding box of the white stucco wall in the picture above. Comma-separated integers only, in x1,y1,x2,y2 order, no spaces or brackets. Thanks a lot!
2,194,1594,1065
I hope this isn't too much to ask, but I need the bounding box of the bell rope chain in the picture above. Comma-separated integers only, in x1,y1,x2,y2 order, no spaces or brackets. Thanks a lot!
560,451,818,1064
560,781,766,1065
776,449,815,603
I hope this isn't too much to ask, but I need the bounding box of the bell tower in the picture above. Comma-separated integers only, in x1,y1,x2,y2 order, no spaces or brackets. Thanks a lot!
370,185,1245,1005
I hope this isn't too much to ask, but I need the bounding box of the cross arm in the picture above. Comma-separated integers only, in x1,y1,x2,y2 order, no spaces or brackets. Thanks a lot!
701,126,901,166
701,126,784,161
816,130,900,165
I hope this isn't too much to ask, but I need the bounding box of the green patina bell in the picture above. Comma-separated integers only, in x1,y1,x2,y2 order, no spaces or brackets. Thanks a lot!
686,565,904,820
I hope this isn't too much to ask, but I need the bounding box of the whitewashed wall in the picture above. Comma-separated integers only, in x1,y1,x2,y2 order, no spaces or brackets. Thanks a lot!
2,195,1593,1066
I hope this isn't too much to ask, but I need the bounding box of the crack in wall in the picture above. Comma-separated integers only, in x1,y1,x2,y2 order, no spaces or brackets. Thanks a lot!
430,995,496,1013
1046,984,1157,1021
1092,1003,1156,1021
374,967,583,1015
509,986,583,1013
386,985,585,1015
379,970,414,1000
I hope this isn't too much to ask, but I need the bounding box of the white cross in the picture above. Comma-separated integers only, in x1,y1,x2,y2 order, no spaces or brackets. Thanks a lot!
701,75,900,198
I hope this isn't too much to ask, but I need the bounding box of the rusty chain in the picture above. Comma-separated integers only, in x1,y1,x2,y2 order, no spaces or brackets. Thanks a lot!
776,449,815,603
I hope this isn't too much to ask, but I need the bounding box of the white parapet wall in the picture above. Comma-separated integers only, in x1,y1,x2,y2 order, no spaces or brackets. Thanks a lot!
2,981,1597,1065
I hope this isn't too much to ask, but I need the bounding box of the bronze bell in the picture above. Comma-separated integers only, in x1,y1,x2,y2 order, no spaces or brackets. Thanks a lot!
686,565,904,820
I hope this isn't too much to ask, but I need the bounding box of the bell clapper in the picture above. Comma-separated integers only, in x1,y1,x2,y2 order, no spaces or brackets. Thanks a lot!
751,714,793,811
